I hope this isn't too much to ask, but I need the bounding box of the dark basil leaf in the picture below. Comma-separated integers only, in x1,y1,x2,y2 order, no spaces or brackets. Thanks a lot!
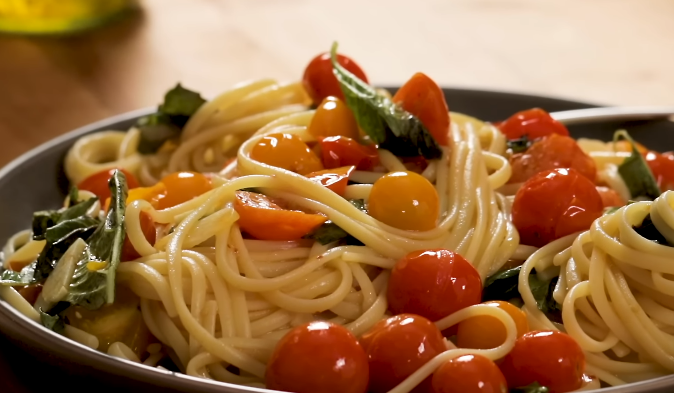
330,43,442,159
158,84,207,125
615,130,660,200
32,211,59,241
136,113,181,154
507,135,532,153
511,382,549,393
45,216,100,244
59,197,98,222
307,199,367,245
0,261,37,286
39,307,66,334
68,186,79,208
634,214,671,246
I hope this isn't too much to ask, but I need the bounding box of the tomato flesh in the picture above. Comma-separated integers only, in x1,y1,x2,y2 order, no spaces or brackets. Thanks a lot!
645,150,674,191
308,96,360,139
77,168,139,202
456,300,529,350
121,211,156,262
319,135,380,171
512,168,604,247
431,354,508,393
498,108,569,140
387,249,482,323
250,133,324,175
302,52,369,104
266,321,369,393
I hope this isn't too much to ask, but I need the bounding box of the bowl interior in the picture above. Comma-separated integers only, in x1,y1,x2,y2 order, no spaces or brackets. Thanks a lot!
1,88,674,393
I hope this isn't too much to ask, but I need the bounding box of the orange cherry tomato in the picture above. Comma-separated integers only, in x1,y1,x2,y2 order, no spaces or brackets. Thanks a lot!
302,52,369,104
393,72,450,146
512,168,604,247
77,168,139,202
234,191,327,241
104,182,167,212
319,135,380,171
509,134,596,184
456,301,529,350
121,211,156,262
157,172,212,210
498,108,569,140
360,314,446,393
306,165,355,196
368,171,439,231
431,354,508,393
250,133,324,175
387,249,482,322
499,330,585,393
645,150,674,191
17,284,43,305
308,96,360,140
596,186,625,208
266,321,369,393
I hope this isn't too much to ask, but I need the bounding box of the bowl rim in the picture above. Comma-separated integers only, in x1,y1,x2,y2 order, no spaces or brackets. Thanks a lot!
1,87,672,393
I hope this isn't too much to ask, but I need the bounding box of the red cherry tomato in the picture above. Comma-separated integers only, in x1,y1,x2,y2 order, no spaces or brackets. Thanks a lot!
387,249,482,322
512,168,604,247
509,134,596,184
302,52,369,104
645,150,674,191
77,168,139,202
121,211,156,262
393,72,450,146
157,172,212,209
499,330,585,393
596,186,625,208
360,314,447,393
431,354,508,393
266,321,369,393
319,136,380,171
498,108,569,140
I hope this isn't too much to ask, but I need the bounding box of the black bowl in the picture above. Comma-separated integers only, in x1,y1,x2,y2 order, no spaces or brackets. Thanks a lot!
1,88,673,393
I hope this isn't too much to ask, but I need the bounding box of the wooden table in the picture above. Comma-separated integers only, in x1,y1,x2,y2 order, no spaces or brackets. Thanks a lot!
0,0,672,391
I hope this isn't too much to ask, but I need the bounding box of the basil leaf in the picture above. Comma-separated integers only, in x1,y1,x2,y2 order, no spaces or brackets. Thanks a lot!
136,113,181,154
330,42,442,159
45,216,100,244
307,199,367,245
507,135,532,153
158,84,207,127
38,303,69,334
68,186,79,208
615,130,660,200
0,261,36,286
511,382,549,393
634,214,671,246
65,170,127,310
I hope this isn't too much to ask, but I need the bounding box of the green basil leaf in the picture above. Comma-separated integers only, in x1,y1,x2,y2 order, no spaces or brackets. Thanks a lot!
39,307,66,334
136,113,181,154
330,42,442,159
158,84,207,124
615,130,660,200
306,199,367,245
634,214,671,246
511,382,549,393
0,261,37,286
68,186,79,208
45,216,100,244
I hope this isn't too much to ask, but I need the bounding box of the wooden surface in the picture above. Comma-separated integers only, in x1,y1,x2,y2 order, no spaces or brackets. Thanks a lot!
0,1,672,391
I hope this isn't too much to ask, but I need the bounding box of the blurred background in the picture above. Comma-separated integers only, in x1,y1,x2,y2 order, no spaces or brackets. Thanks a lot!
0,0,672,168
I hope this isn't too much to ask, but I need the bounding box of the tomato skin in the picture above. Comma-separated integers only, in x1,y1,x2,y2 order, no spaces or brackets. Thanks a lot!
121,211,156,262
431,354,508,393
509,134,596,184
77,168,139,202
387,249,482,323
319,135,380,171
498,108,569,140
645,150,674,191
512,168,604,247
303,52,369,104
250,133,324,175
308,96,361,139
17,284,43,305
596,186,625,208
368,171,440,231
157,172,212,209
266,321,369,393
456,301,529,350
360,314,446,393
499,330,585,393
393,72,450,146
306,165,355,196
234,191,327,240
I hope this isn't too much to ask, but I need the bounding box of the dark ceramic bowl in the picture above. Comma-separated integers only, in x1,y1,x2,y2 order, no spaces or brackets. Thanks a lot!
1,88,674,393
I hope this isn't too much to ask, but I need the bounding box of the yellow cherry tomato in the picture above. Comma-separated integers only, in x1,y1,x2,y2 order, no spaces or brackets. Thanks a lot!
157,171,212,209
368,171,439,231
308,96,360,139
456,300,529,350
250,133,324,175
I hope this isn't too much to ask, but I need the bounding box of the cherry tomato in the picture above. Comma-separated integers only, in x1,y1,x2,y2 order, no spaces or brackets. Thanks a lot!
104,182,167,212
121,211,156,262
308,96,360,139
512,168,604,247
17,284,42,305
509,134,596,184
319,135,380,171
393,72,450,146
302,52,369,104
498,108,569,140
387,249,482,323
645,151,674,191
77,168,139,202
499,330,585,393
157,172,212,210
306,165,355,196
360,314,446,393
250,133,324,175
596,186,625,208
266,321,368,393
401,155,429,174
368,171,439,231
234,191,327,240
456,301,529,350
431,354,508,393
